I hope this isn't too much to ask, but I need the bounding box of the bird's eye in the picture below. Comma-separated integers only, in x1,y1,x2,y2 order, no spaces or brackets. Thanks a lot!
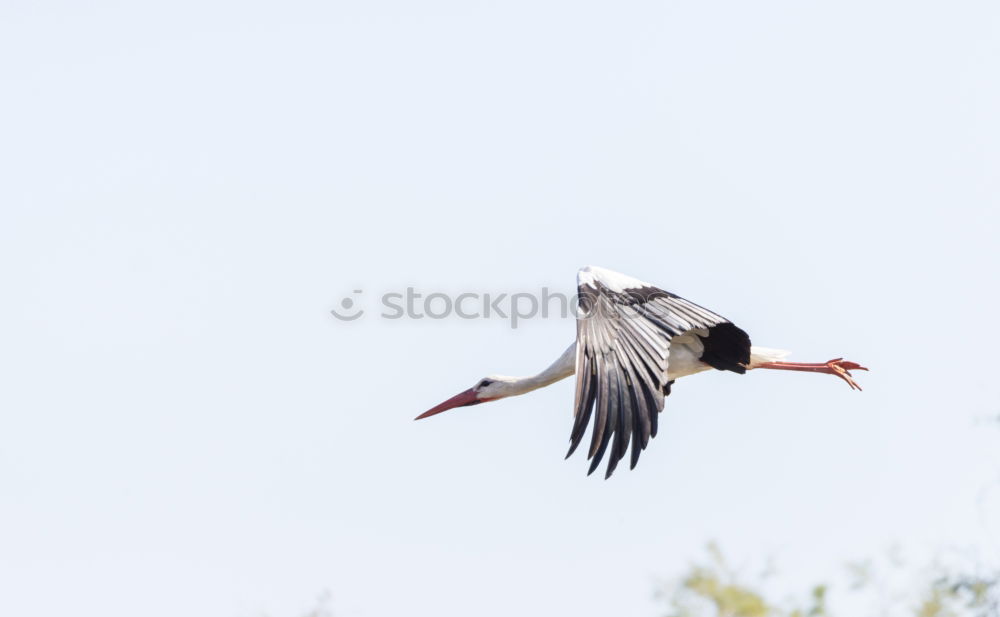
477,379,494,389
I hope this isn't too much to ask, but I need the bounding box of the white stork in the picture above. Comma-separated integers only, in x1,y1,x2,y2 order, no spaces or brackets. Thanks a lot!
417,266,867,478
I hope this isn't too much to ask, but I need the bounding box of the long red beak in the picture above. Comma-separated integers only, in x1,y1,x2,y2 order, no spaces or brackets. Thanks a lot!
415,388,481,420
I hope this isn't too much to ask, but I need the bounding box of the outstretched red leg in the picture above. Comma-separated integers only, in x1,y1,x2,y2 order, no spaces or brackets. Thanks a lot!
755,358,869,391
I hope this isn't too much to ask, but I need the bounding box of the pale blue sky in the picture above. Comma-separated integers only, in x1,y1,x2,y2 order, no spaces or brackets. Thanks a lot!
2,2,999,616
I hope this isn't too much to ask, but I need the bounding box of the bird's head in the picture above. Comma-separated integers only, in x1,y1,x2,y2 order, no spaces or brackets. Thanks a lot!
415,376,517,420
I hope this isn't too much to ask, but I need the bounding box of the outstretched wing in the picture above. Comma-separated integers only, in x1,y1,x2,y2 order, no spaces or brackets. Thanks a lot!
568,265,733,478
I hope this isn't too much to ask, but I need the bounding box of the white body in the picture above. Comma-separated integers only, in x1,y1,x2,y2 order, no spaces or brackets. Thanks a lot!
472,265,791,402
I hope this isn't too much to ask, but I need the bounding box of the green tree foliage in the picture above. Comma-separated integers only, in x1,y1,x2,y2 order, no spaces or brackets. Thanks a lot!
659,545,997,617
916,573,999,617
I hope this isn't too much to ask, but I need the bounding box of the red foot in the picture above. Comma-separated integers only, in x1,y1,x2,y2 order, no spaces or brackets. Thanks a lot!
824,358,869,391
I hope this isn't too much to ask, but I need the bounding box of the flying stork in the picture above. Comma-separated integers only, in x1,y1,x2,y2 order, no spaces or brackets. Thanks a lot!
416,266,867,478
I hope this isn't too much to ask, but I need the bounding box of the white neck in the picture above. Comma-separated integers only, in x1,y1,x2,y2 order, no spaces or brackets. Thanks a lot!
495,343,577,397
